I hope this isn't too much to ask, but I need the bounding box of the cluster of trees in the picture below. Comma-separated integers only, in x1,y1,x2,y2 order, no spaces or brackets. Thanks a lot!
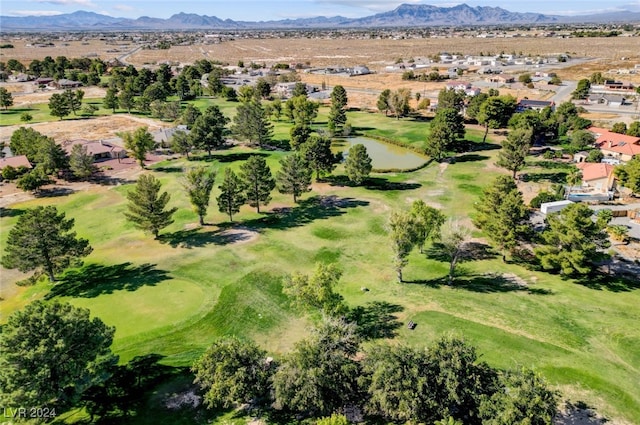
48,89,86,119
192,319,558,424
377,88,412,119
5,127,97,190
2,55,106,84
610,121,640,137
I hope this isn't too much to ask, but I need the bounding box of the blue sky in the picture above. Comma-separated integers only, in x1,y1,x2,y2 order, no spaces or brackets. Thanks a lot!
2,0,640,19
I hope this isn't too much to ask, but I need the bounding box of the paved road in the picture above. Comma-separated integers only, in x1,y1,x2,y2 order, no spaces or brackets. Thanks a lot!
550,80,577,104
117,46,143,65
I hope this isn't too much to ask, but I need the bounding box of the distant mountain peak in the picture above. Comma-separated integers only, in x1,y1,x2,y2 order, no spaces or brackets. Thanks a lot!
2,3,640,31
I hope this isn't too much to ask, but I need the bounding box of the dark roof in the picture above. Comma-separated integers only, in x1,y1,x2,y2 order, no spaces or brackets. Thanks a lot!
518,99,554,107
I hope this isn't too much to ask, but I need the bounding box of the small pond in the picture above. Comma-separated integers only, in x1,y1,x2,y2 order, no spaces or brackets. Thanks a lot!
333,137,428,170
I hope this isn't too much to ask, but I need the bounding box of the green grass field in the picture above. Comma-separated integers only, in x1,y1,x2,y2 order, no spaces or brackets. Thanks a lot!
1,103,639,424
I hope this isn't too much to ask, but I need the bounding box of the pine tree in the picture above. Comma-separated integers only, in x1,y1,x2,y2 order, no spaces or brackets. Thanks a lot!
496,128,532,179
189,105,229,158
49,93,71,120
328,85,348,132
182,167,216,225
2,205,92,281
345,143,372,185
301,135,339,181
64,89,83,116
276,153,312,203
240,155,275,213
217,168,246,221
474,176,529,261
125,174,177,239
69,144,96,180
0,87,14,110
103,87,119,112
232,100,273,146
118,88,135,113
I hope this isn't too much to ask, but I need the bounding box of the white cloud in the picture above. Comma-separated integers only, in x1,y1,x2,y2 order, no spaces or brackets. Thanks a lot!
313,0,426,12
7,9,64,16
113,4,135,12
34,0,97,7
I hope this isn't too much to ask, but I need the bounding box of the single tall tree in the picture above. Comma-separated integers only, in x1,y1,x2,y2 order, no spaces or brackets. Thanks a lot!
0,301,117,411
388,210,416,283
123,127,156,168
496,128,532,179
389,88,411,119
410,200,446,254
170,129,193,159
0,87,14,110
232,99,273,146
103,87,119,112
474,176,529,261
276,153,312,203
192,337,271,408
125,174,177,239
377,89,391,116
190,105,229,158
49,92,71,120
283,262,345,315
69,144,96,180
64,89,84,116
345,143,373,185
182,166,217,225
240,155,275,213
118,88,135,113
2,205,92,281
217,168,246,221
534,203,609,276
437,219,471,285
328,85,348,132
301,134,339,181
477,96,517,143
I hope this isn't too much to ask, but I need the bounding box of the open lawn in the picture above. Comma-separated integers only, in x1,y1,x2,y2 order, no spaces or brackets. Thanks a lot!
1,106,639,424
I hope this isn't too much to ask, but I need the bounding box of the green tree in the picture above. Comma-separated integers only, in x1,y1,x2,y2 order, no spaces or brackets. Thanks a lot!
478,96,517,143
2,205,92,281
388,210,416,283
240,155,275,213
570,129,595,150
410,200,446,253
611,122,627,134
34,136,69,175
238,85,258,103
479,369,558,425
316,413,350,425
328,85,348,132
217,168,246,221
64,89,84,116
273,318,360,416
377,88,391,115
496,128,532,179
465,92,489,120
283,262,345,315
207,68,224,96
181,103,201,128
437,219,471,285
290,95,319,126
69,144,96,180
0,86,14,110
614,156,640,195
426,108,465,160
437,88,466,111
627,121,640,137
0,301,116,412
301,134,339,181
20,111,33,122
190,105,229,158
16,166,52,193
566,166,583,195
534,203,609,275
170,129,193,159
123,127,156,168
276,153,312,202
192,337,271,408
389,88,411,119
232,99,273,146
586,149,604,163
256,78,272,99
182,166,216,225
474,176,529,261
125,174,177,239
10,127,49,161
49,92,71,120
292,81,308,97
345,143,372,185
518,73,532,84
118,88,135,113
290,124,312,150
572,79,591,99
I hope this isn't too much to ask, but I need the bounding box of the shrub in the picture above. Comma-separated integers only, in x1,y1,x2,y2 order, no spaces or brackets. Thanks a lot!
530,191,563,208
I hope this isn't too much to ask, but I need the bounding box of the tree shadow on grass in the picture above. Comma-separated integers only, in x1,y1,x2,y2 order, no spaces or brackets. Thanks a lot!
35,187,75,198
242,195,370,231
424,242,497,263
574,272,640,292
153,166,185,173
364,177,422,191
91,175,135,186
189,151,269,163
158,226,256,248
520,171,567,183
453,153,490,163
407,272,553,295
345,301,404,340
0,207,25,218
46,262,170,299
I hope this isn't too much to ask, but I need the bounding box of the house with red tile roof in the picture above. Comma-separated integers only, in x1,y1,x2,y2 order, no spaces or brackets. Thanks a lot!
576,162,616,192
589,127,640,162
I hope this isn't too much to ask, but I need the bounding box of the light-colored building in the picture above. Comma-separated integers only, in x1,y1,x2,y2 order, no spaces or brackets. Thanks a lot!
576,162,616,192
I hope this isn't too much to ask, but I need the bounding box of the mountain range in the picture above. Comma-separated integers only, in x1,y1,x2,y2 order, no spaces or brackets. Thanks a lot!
2,4,640,31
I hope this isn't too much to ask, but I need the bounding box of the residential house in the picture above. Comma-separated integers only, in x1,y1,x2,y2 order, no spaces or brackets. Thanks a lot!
587,94,628,107
517,99,555,112
446,81,472,91
486,74,514,84
576,162,616,192
590,127,640,162
351,65,370,75
63,139,126,162
50,79,82,89
0,155,32,171
34,77,54,86
153,126,189,148
603,80,635,91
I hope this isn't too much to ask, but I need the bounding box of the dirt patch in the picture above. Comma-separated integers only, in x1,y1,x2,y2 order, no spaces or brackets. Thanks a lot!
1,114,170,142
164,389,201,410
216,227,259,246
